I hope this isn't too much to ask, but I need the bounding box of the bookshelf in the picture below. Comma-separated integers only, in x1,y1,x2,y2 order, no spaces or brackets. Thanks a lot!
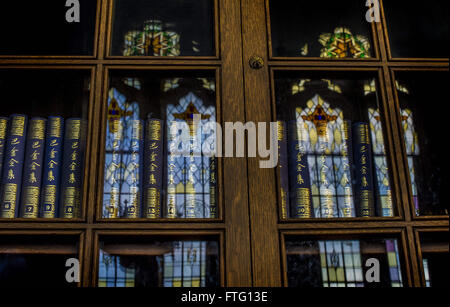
0,0,448,287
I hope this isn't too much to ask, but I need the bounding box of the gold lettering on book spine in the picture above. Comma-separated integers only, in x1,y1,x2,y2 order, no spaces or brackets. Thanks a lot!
22,186,40,218
0,119,7,139
29,119,46,140
359,190,373,217
1,183,18,218
145,188,160,218
11,116,26,137
49,118,62,138
67,120,81,140
296,188,311,218
42,185,57,218
62,187,80,218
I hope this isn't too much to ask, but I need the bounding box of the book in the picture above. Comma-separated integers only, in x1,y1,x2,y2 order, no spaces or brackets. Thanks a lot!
104,119,123,218
0,118,8,180
287,120,313,218
40,116,64,218
209,156,217,219
0,114,28,218
339,120,356,218
60,118,84,219
125,119,144,218
143,119,164,219
352,122,376,217
20,118,46,218
277,121,290,219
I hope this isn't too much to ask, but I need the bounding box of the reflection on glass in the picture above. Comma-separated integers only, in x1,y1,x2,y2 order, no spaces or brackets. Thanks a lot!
383,0,449,58
276,76,394,219
111,0,214,56
98,240,219,287
420,233,449,288
395,73,449,216
269,1,373,58
0,236,78,287
286,238,403,287
102,74,217,219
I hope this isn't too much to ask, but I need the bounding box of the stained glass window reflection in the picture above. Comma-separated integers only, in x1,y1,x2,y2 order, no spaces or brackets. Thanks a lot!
111,0,215,56
394,72,449,216
286,238,404,287
419,233,449,288
102,73,217,219
276,75,395,219
98,239,219,287
269,1,373,58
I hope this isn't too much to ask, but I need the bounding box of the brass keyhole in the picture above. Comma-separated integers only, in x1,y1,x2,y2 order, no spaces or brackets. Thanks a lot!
249,55,264,70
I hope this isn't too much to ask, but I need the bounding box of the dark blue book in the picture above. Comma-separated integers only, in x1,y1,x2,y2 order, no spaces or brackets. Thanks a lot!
287,120,313,219
278,121,290,219
352,122,376,217
0,118,8,180
60,118,83,219
20,118,46,218
339,120,356,218
143,119,164,219
0,114,28,218
40,116,64,218
209,156,217,218
125,119,144,218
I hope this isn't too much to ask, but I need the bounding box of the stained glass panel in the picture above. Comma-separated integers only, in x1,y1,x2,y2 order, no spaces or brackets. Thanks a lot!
394,72,449,216
269,0,374,58
275,74,395,219
98,238,219,287
102,72,217,219
111,0,215,57
419,233,449,288
286,237,404,288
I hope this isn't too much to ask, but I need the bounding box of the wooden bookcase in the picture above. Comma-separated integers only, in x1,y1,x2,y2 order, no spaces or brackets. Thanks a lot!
0,0,448,287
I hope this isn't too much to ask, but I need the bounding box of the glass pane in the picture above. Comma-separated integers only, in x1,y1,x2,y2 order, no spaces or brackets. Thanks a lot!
111,0,215,57
0,70,90,219
102,71,217,219
420,233,449,288
269,0,374,58
384,0,449,58
285,237,404,287
98,237,220,287
276,73,395,219
0,235,79,287
394,72,449,216
0,0,97,56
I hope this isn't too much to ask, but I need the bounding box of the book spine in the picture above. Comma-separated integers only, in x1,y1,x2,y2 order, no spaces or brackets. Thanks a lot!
40,117,64,218
166,124,177,218
278,121,289,219
105,119,123,218
143,119,164,219
125,119,144,218
352,122,376,217
0,118,8,179
0,115,28,218
20,118,46,218
287,121,313,218
209,156,217,219
60,119,83,219
340,120,355,218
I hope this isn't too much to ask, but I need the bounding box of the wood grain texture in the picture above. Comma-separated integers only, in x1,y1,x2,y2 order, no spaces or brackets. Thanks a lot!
241,0,281,287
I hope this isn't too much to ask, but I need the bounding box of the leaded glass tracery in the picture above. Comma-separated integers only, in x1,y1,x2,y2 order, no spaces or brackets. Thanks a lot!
103,86,142,218
295,94,355,218
166,91,217,218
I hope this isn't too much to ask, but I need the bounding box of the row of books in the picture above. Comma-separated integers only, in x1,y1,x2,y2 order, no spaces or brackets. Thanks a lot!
278,120,392,219
104,118,218,219
0,115,85,219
